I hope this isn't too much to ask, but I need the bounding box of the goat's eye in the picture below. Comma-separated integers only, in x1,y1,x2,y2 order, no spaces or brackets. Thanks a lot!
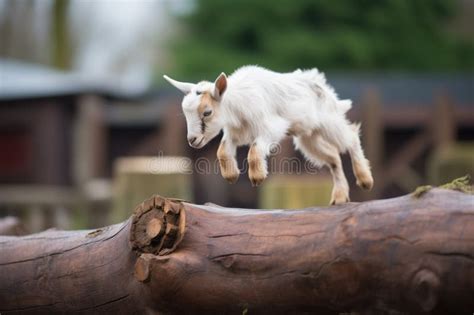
196,91,202,95
203,109,213,117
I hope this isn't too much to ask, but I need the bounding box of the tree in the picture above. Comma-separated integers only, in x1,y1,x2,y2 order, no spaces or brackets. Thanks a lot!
170,0,474,80
52,0,71,69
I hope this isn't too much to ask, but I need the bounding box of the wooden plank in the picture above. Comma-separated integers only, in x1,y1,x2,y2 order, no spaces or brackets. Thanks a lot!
73,94,107,186
0,185,78,205
379,132,431,193
360,87,383,198
350,103,474,128
432,93,456,150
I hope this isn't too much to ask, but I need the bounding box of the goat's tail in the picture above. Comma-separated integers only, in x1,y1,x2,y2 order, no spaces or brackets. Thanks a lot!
338,99,352,114
301,68,352,114
301,68,327,85
351,122,361,134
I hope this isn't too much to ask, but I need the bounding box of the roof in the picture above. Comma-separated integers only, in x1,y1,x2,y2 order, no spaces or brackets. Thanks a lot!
0,58,148,101
159,72,473,108
1,58,472,106
327,72,474,107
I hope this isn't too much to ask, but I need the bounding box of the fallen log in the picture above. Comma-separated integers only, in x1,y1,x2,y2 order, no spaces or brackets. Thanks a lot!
0,188,473,314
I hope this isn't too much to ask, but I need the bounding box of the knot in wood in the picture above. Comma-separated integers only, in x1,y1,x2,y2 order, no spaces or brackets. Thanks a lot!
130,195,186,255
410,269,440,312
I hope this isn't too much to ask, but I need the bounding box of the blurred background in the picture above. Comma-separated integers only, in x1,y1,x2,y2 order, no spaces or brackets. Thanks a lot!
0,0,473,232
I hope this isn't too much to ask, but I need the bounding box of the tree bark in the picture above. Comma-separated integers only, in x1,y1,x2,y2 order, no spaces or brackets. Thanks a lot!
0,188,473,314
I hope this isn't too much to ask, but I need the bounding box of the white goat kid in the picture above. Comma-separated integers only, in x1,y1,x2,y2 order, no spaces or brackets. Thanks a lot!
164,66,373,205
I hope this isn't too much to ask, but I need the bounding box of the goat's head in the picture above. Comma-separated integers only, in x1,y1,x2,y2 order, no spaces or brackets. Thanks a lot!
163,73,227,149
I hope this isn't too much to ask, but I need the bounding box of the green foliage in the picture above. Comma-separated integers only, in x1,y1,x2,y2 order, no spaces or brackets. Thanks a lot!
52,0,71,69
169,0,474,79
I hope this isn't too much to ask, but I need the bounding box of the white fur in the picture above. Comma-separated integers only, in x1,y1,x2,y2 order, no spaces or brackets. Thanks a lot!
164,65,373,204
220,66,353,150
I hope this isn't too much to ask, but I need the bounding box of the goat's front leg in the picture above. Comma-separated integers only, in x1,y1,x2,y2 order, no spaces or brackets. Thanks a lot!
247,140,269,186
217,139,240,183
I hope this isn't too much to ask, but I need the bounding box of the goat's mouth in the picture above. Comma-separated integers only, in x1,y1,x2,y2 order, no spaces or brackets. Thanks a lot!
189,137,206,149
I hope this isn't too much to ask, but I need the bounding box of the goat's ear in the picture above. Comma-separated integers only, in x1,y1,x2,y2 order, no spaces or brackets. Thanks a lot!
213,72,227,99
163,75,195,94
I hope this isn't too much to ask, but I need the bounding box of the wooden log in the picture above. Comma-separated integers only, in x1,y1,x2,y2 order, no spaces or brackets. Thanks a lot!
0,189,473,314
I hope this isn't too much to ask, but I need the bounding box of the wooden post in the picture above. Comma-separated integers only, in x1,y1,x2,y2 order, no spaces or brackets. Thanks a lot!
159,102,188,156
361,87,383,198
432,93,456,151
73,94,107,187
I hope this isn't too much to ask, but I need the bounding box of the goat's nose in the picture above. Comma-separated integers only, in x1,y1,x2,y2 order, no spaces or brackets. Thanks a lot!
188,136,197,145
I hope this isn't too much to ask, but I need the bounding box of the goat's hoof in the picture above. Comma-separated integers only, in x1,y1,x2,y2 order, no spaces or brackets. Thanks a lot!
223,174,239,184
249,175,266,187
356,174,374,191
330,191,350,205
221,166,240,184
330,197,350,206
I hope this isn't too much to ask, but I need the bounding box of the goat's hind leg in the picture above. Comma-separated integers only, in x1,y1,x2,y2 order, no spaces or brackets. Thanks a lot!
320,119,373,191
294,134,350,205
348,124,373,190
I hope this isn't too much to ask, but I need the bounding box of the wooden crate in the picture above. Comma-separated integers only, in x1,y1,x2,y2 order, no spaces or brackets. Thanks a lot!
259,174,333,209
111,156,193,222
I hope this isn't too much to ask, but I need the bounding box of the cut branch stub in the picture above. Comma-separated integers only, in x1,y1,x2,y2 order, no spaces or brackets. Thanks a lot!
134,254,152,282
130,195,186,255
146,218,164,239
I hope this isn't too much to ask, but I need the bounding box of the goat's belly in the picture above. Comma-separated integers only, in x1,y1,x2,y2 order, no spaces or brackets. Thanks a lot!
287,121,314,137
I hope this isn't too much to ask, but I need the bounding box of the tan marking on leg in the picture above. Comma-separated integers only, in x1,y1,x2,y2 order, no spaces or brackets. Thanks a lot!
248,143,267,186
217,140,239,184
353,158,373,190
348,124,374,190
